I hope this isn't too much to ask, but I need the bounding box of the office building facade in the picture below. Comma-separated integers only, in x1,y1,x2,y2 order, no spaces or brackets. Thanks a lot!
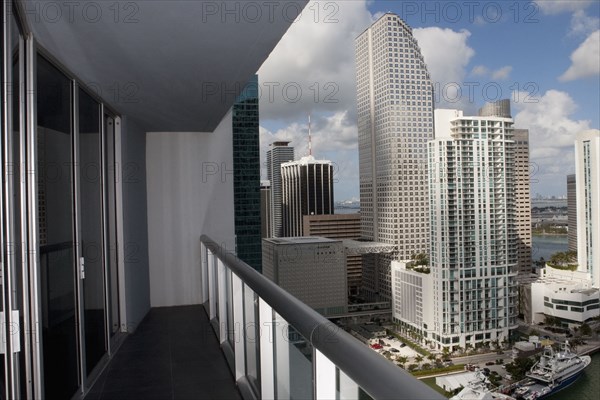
355,13,434,301
513,129,532,275
262,237,347,315
281,155,334,237
266,141,294,237
303,213,362,295
232,75,262,271
575,130,600,288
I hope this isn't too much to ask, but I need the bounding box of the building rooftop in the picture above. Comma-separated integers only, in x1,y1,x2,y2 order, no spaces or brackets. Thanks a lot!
281,155,332,166
342,239,397,255
264,236,341,245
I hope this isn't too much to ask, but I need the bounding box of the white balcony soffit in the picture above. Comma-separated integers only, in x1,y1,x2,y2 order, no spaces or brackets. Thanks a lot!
25,0,308,131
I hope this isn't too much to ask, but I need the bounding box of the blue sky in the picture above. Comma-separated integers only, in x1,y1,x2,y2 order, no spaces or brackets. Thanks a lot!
258,0,600,200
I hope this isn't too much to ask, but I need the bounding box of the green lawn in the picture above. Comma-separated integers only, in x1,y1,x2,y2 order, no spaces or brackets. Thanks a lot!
420,377,449,398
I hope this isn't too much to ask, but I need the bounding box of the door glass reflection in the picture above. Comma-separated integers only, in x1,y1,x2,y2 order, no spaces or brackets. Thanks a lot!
78,88,106,375
37,55,78,399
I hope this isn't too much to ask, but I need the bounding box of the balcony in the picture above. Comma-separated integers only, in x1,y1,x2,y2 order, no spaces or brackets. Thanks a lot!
84,236,445,400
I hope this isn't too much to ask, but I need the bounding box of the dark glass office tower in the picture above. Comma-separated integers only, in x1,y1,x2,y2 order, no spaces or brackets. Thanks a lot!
232,75,262,271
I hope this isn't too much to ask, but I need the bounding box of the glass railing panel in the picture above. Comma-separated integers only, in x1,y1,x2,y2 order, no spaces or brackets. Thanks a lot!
273,312,313,400
337,368,373,400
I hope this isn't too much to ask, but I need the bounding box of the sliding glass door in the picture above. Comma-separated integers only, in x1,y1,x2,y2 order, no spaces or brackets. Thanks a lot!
77,88,107,377
36,54,123,398
3,6,125,396
37,54,79,400
2,3,29,398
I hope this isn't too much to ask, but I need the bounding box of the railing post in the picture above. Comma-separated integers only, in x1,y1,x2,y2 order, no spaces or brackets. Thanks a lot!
259,299,275,399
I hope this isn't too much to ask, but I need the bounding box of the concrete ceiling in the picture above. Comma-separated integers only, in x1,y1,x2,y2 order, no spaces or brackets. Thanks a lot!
25,0,307,132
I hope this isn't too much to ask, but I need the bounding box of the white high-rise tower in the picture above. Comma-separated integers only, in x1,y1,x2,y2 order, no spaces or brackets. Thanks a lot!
429,107,518,349
575,130,600,288
355,13,434,300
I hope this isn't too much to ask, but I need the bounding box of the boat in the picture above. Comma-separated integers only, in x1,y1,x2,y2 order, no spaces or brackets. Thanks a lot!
451,381,516,400
450,372,515,400
519,341,591,400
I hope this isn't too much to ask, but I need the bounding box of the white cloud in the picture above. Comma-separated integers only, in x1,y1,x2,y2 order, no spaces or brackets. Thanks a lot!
559,30,600,81
471,65,513,80
491,66,513,80
259,111,359,199
536,0,593,15
569,10,600,37
257,0,373,123
513,90,592,194
471,65,489,76
413,27,475,109
260,111,357,159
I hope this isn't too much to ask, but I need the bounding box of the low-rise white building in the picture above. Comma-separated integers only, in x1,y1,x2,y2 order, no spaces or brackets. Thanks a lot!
391,260,434,336
530,267,600,326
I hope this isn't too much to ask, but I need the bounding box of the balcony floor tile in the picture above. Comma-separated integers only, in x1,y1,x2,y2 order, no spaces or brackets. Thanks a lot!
86,305,241,400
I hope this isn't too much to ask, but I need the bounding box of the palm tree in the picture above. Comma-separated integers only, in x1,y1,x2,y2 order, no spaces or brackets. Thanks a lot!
442,347,450,359
415,355,424,364
427,353,436,362
397,356,408,368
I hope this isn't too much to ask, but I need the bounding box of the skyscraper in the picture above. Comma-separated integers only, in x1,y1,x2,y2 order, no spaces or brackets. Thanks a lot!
356,13,434,301
510,129,532,274
280,155,334,237
567,174,577,252
575,130,600,288
266,141,294,237
392,107,518,350
232,75,262,271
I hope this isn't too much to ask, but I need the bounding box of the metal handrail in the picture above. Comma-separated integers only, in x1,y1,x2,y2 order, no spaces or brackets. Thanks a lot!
201,235,444,400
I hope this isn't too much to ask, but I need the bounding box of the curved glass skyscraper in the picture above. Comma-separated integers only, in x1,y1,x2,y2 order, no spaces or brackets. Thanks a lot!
356,13,434,300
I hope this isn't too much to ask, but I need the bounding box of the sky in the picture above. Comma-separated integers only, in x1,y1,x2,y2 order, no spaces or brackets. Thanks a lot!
257,0,600,200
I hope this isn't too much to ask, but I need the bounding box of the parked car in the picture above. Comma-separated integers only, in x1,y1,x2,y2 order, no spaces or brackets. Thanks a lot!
399,343,406,347
485,361,495,366
390,348,399,353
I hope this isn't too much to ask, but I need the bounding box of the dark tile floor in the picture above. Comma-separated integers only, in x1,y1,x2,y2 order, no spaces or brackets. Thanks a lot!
85,305,241,400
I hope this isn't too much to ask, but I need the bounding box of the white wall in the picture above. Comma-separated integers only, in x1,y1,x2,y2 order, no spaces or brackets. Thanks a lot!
146,111,235,307
433,109,462,138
